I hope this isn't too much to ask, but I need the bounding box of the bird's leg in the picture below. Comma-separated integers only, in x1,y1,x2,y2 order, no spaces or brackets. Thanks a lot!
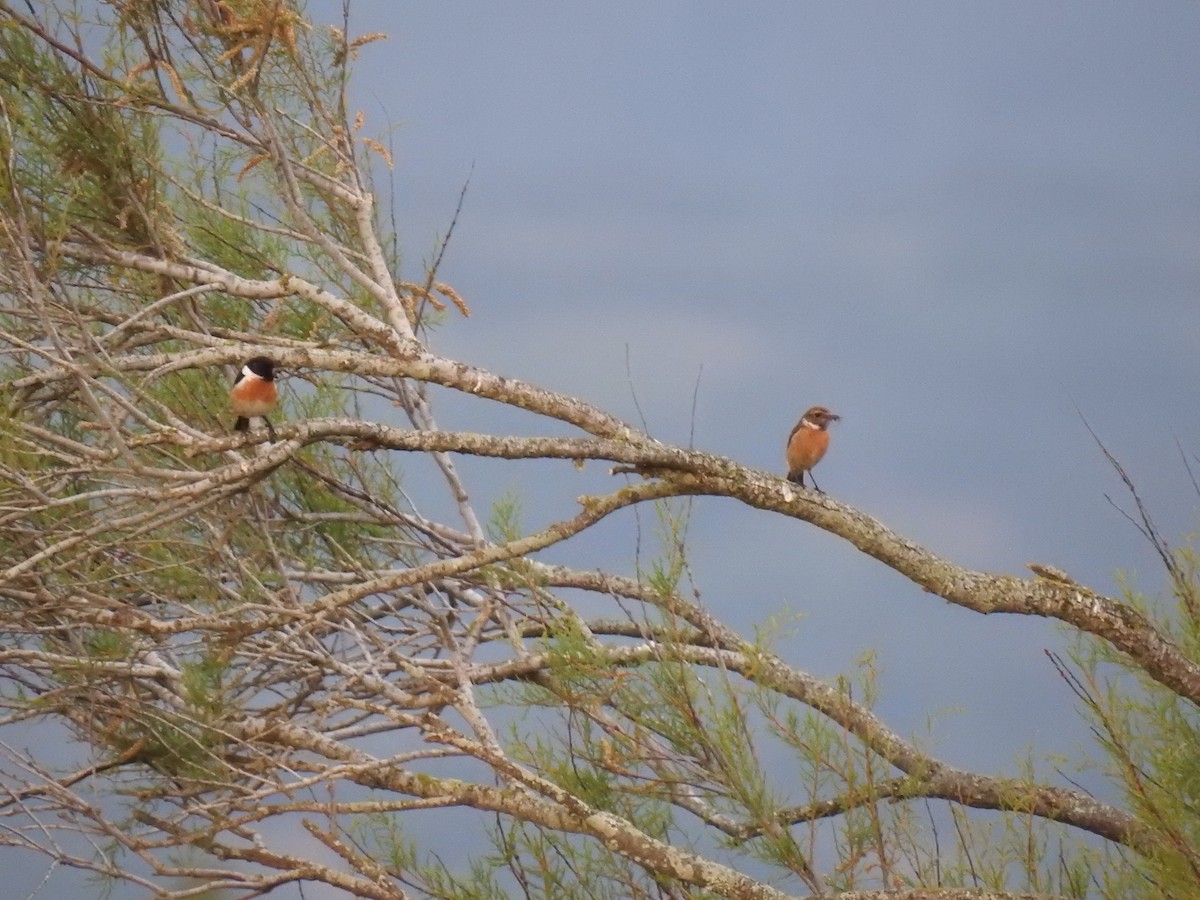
808,473,823,494
264,418,276,441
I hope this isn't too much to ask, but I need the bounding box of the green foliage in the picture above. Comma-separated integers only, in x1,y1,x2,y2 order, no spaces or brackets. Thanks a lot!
181,172,281,289
181,654,229,717
487,490,523,543
1065,543,1200,897
638,498,692,598
0,18,167,251
83,629,131,660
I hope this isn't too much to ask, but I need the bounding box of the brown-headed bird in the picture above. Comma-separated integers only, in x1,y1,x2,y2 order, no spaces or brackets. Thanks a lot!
785,405,840,492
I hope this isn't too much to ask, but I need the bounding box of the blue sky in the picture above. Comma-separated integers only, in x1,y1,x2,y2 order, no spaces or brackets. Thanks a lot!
313,0,1200,782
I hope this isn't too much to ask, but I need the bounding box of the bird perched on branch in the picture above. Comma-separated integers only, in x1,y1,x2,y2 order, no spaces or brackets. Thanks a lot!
786,406,840,492
230,356,279,439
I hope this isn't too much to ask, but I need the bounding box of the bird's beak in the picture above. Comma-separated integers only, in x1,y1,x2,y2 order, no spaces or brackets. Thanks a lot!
829,413,842,423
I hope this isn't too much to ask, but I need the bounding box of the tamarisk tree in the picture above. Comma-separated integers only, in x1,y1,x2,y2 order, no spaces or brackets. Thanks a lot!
0,3,1195,898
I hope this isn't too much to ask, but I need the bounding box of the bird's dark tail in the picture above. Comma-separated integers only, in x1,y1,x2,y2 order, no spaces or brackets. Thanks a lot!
786,470,823,492
234,417,250,432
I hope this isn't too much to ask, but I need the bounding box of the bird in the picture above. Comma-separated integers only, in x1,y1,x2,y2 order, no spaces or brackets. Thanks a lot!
230,356,279,438
785,406,840,492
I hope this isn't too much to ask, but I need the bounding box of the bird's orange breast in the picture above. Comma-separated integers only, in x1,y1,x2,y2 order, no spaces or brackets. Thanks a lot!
786,425,829,474
230,378,278,417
